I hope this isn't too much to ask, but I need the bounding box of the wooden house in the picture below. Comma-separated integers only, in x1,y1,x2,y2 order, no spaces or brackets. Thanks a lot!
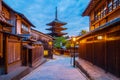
31,29,53,59
0,0,45,74
0,0,22,74
78,0,120,77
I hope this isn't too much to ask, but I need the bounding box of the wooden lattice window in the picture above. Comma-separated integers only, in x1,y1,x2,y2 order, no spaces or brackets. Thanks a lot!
8,42,21,64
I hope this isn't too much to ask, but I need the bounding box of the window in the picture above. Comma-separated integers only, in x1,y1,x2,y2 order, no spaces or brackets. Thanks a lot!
108,0,113,12
95,9,102,21
113,0,118,9
22,23,29,32
101,5,106,18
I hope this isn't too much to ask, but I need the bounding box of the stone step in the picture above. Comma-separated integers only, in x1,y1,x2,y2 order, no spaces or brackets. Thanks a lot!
0,66,30,80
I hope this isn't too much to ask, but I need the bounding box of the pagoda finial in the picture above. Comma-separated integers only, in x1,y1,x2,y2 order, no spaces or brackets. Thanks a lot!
55,7,58,20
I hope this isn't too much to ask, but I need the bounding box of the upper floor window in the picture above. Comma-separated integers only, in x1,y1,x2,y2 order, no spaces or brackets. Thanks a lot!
22,23,29,32
113,0,119,9
108,0,112,12
95,9,102,21
101,5,106,18
93,0,120,23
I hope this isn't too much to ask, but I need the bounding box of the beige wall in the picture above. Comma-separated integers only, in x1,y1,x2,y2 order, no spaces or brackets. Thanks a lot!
16,15,32,34
16,15,22,34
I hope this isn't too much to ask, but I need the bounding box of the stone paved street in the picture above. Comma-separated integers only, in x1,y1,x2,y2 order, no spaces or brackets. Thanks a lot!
21,55,88,80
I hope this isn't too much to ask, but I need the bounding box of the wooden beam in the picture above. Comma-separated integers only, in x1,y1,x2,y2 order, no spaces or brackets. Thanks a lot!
4,34,8,74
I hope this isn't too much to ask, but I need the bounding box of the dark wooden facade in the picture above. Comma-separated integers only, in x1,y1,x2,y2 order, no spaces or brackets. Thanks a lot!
0,0,45,75
79,0,120,77
22,42,44,67
0,1,22,74
31,29,53,59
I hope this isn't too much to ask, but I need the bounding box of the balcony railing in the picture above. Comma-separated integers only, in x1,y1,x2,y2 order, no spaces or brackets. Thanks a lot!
91,0,120,25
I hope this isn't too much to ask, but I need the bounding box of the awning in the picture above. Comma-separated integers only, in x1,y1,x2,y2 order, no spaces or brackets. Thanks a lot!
23,44,34,49
33,41,42,45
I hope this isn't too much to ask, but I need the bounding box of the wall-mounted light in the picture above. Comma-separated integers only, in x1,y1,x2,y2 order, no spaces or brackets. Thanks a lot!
48,41,52,46
72,37,76,42
97,35,103,40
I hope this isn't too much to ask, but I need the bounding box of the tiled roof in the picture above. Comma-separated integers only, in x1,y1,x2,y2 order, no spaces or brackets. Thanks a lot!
46,19,67,26
79,17,120,40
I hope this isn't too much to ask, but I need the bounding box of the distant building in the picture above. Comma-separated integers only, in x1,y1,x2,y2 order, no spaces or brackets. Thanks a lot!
78,0,120,77
31,29,53,59
46,7,67,37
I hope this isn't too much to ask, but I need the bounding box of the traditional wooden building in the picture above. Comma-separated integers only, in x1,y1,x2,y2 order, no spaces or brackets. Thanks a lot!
0,0,46,74
0,0,22,74
78,0,120,77
31,29,53,59
46,7,67,37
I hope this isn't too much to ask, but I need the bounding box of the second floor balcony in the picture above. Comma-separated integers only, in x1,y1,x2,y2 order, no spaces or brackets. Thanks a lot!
91,0,120,25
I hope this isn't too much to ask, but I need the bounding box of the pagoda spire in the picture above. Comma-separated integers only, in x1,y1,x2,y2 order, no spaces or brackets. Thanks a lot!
46,7,67,37
55,7,58,20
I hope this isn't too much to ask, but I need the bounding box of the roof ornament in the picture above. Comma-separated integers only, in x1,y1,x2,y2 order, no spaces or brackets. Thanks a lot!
55,7,58,20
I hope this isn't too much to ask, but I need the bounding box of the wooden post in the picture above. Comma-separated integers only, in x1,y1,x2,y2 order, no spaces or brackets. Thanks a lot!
104,34,107,73
20,38,22,66
4,35,8,74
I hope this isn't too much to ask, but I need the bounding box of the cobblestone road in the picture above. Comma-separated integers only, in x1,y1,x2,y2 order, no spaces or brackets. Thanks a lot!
21,55,88,80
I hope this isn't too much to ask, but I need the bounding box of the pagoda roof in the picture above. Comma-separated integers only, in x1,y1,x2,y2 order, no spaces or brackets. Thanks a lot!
46,27,67,31
82,0,100,16
47,32,67,37
46,19,67,26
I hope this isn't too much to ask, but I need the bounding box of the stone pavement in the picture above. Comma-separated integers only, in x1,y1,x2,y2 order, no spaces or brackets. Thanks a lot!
21,55,88,80
76,58,120,80
0,58,46,80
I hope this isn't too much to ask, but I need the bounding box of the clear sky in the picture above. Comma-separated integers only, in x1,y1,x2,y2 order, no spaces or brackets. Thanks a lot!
4,0,90,36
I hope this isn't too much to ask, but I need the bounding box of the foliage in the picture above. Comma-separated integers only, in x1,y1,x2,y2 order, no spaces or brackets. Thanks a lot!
53,37,67,49
65,40,71,49
79,30,87,36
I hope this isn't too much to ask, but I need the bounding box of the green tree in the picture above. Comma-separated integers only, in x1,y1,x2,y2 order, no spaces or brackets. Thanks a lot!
79,30,87,36
53,37,67,49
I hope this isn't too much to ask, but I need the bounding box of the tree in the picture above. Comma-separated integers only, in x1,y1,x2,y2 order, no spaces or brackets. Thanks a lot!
53,37,67,49
79,30,87,36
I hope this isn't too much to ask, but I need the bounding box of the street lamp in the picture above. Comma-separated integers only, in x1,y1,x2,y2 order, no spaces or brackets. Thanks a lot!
72,37,76,67
48,41,53,59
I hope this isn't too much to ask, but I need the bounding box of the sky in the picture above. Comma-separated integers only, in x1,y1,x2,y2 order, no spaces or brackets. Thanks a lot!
4,0,90,36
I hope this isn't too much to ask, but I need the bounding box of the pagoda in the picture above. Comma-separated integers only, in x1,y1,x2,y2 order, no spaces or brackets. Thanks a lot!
46,7,67,37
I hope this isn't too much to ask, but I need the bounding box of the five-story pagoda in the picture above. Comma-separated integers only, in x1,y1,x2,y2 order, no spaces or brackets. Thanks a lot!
46,7,67,37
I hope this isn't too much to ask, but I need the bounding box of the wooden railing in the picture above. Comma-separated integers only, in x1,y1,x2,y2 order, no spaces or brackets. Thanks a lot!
91,0,120,24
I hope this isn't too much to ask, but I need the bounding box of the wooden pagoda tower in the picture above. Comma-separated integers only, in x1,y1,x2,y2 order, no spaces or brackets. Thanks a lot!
46,7,67,37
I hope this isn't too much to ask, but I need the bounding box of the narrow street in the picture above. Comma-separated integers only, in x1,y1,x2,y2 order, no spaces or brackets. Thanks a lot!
21,55,88,80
